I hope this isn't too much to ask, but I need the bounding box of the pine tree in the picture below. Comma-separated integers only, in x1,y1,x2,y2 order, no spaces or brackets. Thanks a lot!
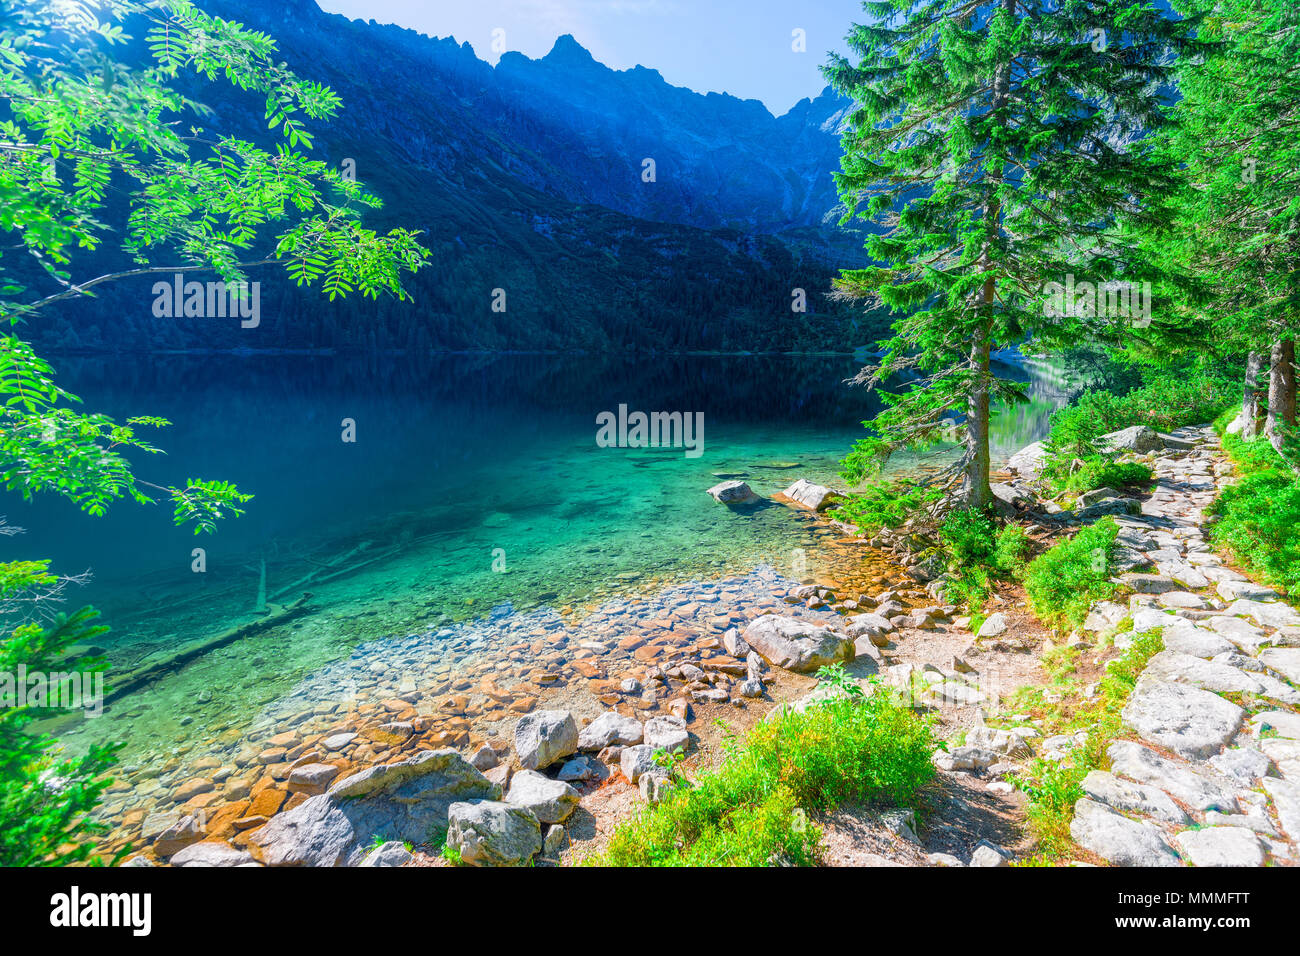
825,0,1196,506
1161,0,1300,459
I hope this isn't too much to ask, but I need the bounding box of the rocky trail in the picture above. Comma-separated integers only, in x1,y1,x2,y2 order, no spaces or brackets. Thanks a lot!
1062,424,1300,867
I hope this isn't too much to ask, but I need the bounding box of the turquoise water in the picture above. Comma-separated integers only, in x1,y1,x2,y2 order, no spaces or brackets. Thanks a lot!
10,352,1063,779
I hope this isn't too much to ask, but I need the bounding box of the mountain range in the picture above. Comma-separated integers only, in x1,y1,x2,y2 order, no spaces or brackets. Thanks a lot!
37,0,886,354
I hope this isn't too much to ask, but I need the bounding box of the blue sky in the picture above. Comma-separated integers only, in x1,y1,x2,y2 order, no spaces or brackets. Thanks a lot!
316,0,865,116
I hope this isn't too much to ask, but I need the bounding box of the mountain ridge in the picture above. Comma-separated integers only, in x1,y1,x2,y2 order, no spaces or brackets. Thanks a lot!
36,0,884,355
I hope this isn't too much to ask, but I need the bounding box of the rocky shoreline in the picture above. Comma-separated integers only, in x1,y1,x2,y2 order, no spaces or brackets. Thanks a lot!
98,423,1300,867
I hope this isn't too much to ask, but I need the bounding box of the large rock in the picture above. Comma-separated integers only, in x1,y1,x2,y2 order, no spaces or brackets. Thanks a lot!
250,749,498,866
505,770,580,824
1161,627,1234,660
577,712,643,751
1253,710,1300,740
1081,770,1189,825
514,710,579,770
1107,740,1237,811
643,715,689,754
1175,827,1264,867
1225,599,1300,630
1260,648,1300,684
1006,441,1047,478
706,480,759,505
1069,798,1181,866
446,800,542,867
780,478,840,511
1121,679,1244,759
1142,650,1265,695
1100,425,1165,454
1263,776,1300,840
741,615,854,673
169,841,254,867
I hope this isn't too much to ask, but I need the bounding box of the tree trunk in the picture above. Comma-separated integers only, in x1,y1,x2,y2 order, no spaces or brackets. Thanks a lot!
1240,351,1264,439
959,0,1015,512
1267,338,1296,456
960,331,993,509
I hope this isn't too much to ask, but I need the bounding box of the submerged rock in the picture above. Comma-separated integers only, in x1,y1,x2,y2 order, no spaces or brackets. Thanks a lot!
706,480,759,505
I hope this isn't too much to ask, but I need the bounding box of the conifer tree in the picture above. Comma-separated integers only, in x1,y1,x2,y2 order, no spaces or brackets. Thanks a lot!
1161,0,1300,459
825,0,1195,506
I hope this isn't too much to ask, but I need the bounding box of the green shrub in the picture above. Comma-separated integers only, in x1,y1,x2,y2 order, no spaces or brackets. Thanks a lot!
1023,517,1119,630
832,480,943,535
1047,457,1153,496
1209,420,1300,597
1047,368,1236,449
937,510,1035,613
593,682,935,866
1039,367,1235,492
993,523,1034,578
939,507,998,565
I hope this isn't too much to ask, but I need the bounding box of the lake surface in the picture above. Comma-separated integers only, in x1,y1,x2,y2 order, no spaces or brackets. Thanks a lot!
8,351,1065,773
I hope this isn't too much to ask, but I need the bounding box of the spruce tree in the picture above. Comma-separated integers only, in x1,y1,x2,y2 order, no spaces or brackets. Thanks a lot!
1161,0,1300,459
825,0,1195,507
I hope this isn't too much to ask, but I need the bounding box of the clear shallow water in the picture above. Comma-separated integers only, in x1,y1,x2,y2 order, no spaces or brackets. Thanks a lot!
9,352,1064,770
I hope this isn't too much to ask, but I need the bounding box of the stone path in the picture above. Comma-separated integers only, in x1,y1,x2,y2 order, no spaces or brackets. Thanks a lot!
1068,424,1300,867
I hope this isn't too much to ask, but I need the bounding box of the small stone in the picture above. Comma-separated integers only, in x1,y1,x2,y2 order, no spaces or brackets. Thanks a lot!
620,744,657,784
360,841,413,867
542,824,568,857
286,762,340,796
557,755,598,782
